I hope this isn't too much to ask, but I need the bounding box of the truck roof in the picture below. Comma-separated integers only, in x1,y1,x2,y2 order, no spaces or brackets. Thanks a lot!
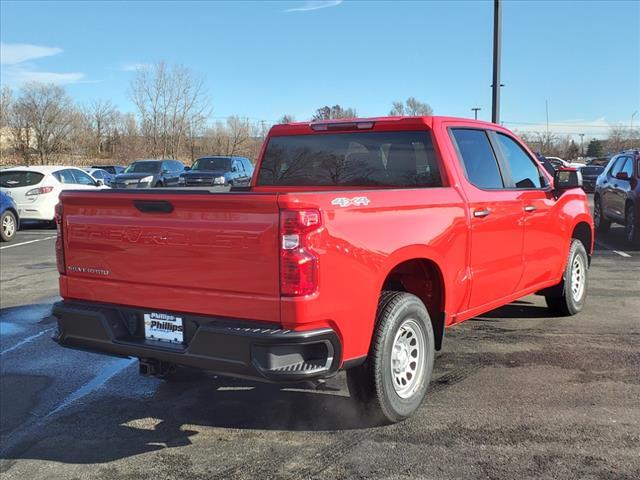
270,115,501,136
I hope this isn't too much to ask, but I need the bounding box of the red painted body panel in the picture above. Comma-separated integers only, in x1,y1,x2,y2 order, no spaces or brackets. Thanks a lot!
58,116,594,365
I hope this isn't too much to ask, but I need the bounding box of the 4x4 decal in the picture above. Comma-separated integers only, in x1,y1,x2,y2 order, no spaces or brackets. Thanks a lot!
331,197,370,208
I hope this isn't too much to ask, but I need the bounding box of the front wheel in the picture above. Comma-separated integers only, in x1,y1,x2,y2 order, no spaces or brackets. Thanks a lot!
625,204,639,246
346,291,434,424
1,211,17,242
545,239,589,315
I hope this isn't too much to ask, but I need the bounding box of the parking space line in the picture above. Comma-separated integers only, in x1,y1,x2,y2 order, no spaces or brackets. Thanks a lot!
0,327,55,356
595,240,632,258
0,236,56,250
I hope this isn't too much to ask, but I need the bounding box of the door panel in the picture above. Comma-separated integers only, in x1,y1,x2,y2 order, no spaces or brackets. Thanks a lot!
517,190,565,289
467,193,524,308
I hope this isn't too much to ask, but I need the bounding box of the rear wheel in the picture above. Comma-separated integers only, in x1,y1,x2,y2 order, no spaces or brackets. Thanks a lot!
625,204,639,245
594,196,610,234
1,211,17,242
346,291,434,424
545,239,589,316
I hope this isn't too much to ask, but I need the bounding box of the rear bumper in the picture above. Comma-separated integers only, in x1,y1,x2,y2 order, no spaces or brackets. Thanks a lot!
52,301,342,382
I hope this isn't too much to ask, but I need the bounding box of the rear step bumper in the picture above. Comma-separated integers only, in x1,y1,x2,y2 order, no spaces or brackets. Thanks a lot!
52,301,341,382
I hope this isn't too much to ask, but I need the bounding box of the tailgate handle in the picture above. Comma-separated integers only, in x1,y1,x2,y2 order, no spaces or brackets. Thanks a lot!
134,200,174,213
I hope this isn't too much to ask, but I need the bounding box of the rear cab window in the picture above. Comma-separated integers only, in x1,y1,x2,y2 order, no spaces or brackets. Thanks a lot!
0,171,45,188
257,130,442,187
450,129,504,189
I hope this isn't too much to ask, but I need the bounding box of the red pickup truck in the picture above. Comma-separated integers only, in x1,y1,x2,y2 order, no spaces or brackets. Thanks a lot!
53,116,593,422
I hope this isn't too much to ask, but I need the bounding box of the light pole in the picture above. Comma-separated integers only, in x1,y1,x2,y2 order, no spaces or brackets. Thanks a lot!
632,110,638,130
471,107,481,120
579,133,585,157
491,0,502,124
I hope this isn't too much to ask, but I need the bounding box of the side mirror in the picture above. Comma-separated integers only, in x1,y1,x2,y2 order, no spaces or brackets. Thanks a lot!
615,171,630,181
184,166,191,171
95,179,104,186
554,168,582,194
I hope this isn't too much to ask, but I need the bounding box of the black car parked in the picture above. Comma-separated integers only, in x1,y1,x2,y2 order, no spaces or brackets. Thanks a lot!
112,160,185,188
579,165,604,192
179,156,253,187
594,149,640,244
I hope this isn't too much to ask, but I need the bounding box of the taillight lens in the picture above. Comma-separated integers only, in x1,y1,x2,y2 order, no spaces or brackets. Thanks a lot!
280,209,321,296
55,202,65,274
25,186,54,196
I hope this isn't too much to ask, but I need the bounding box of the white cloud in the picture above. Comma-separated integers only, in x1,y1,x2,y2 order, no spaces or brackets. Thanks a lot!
0,42,63,65
284,0,342,13
120,62,152,72
2,66,85,86
0,42,86,86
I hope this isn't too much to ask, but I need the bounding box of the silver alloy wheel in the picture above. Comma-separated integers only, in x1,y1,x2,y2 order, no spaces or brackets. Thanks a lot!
571,254,586,302
390,318,426,399
2,214,15,238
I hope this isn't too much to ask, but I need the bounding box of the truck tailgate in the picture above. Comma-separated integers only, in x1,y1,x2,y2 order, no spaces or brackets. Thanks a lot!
60,191,281,322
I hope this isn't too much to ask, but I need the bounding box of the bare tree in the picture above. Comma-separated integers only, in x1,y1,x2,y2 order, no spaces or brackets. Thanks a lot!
0,86,12,129
389,97,433,116
278,114,295,124
129,60,210,159
9,83,75,164
312,105,356,121
82,100,118,157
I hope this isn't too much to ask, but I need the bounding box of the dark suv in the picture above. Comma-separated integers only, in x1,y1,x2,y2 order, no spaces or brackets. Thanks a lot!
594,149,640,244
112,160,185,188
179,156,253,187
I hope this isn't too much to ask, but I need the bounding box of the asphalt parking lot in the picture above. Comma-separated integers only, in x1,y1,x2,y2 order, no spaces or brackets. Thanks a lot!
1,203,639,480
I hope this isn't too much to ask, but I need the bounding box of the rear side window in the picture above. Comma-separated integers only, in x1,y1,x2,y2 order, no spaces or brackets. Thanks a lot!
495,133,545,189
451,129,504,189
257,131,442,187
0,171,45,188
53,169,77,184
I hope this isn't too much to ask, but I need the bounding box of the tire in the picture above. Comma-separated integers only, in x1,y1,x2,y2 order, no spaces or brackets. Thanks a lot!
545,239,589,316
154,181,164,188
625,203,639,246
594,196,610,234
1,210,17,242
346,291,434,424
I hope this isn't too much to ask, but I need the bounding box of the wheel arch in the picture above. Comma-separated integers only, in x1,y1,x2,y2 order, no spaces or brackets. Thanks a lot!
571,220,593,259
379,255,447,351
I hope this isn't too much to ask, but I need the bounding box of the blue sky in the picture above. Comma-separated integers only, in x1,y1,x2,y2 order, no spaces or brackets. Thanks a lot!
1,0,638,137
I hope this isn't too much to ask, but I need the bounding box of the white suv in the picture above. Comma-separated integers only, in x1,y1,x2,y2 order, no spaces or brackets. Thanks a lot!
0,166,110,222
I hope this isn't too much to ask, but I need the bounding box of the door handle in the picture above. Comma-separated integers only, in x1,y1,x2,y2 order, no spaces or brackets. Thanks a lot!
524,205,537,213
473,208,491,218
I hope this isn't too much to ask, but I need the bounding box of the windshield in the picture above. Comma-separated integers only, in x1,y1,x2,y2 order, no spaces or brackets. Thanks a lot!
124,162,161,174
580,166,604,175
257,131,442,187
0,171,45,188
192,158,231,171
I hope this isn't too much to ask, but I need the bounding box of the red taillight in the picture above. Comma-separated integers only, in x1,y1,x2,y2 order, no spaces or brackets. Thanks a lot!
25,186,54,196
55,202,65,274
280,209,322,296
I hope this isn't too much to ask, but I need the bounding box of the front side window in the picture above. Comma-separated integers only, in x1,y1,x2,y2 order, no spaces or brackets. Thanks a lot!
451,129,503,189
609,157,625,177
620,157,633,178
495,133,544,189
258,130,442,187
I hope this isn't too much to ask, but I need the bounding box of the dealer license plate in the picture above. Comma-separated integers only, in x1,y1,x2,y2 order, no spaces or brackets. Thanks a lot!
144,312,184,344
